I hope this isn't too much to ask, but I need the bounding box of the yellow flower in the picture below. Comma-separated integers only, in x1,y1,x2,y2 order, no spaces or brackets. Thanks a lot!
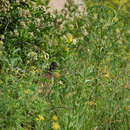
66,33,73,43
87,101,96,106
64,47,70,52
52,122,60,130
104,72,110,78
52,115,58,121
35,69,42,73
35,115,45,121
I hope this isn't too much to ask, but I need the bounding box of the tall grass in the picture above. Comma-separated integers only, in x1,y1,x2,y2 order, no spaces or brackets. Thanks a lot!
0,0,130,129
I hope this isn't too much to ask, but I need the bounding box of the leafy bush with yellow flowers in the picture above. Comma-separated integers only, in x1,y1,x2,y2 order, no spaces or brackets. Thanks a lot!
0,0,130,129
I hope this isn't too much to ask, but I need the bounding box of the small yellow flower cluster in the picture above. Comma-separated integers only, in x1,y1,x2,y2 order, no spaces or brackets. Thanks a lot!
35,69,42,73
52,122,60,130
87,101,97,106
30,66,37,74
52,115,60,130
64,47,70,52
35,115,45,121
66,33,73,43
52,115,58,121
104,72,110,78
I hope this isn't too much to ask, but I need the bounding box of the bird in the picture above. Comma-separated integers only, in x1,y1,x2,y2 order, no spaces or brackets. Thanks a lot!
45,61,59,80
36,62,59,96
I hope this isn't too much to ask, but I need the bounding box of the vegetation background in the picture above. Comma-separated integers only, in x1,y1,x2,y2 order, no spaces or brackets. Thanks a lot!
0,0,130,129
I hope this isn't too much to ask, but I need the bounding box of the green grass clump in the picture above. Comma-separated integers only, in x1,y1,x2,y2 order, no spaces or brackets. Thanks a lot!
0,1,130,129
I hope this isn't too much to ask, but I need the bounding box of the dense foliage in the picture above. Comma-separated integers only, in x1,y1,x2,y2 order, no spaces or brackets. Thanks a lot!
0,0,130,129
86,0,130,13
